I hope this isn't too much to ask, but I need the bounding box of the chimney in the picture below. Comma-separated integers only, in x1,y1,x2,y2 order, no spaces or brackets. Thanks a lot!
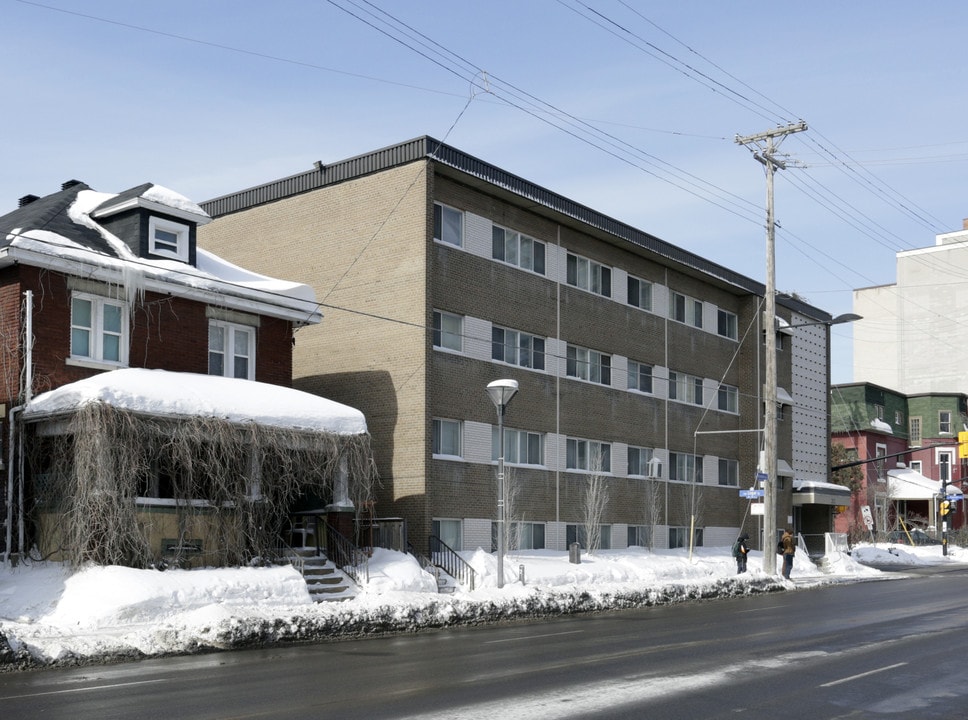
18,194,40,208
61,179,83,191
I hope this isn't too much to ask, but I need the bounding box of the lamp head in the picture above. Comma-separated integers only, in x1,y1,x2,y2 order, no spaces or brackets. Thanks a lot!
486,379,519,410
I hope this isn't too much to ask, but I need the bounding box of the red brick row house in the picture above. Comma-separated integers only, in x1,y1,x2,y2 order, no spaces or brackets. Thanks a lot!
0,180,375,567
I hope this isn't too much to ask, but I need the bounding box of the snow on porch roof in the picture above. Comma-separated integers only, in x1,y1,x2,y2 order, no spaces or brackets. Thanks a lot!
22,368,367,435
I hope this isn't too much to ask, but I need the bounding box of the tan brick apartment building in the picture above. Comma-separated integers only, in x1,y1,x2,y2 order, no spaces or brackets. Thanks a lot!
199,137,839,555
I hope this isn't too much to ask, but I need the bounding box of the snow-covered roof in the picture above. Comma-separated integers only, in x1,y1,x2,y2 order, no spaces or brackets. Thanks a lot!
870,418,893,433
0,183,320,326
887,467,958,500
22,368,366,435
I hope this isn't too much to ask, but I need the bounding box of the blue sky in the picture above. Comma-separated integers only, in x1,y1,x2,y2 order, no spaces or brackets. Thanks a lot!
5,1,968,383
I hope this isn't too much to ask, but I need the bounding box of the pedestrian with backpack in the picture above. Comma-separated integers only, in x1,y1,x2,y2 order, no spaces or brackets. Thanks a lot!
732,534,750,574
780,528,796,579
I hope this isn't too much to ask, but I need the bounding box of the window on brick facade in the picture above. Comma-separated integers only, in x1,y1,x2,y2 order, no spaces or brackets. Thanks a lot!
492,326,545,370
432,418,462,458
433,203,463,247
566,252,611,297
433,310,463,352
492,426,544,465
566,438,611,473
717,309,737,340
628,360,653,393
718,458,739,486
71,292,128,365
492,225,545,274
669,371,703,405
670,291,703,328
718,384,738,413
627,275,652,311
567,345,611,385
669,526,703,549
669,452,702,483
627,446,654,477
209,320,255,380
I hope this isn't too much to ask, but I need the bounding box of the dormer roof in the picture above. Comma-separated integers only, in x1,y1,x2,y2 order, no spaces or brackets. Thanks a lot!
0,182,320,326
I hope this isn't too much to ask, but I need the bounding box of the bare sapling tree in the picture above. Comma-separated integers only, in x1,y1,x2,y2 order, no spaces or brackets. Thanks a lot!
502,464,521,552
582,448,609,553
643,475,662,551
681,471,704,552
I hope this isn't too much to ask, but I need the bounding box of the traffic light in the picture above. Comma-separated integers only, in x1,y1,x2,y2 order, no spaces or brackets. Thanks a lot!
941,500,952,517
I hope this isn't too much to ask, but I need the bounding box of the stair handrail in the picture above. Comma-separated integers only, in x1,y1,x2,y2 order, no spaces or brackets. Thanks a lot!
321,517,369,586
428,535,477,591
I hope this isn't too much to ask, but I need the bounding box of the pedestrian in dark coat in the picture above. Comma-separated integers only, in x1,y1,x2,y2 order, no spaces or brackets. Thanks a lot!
733,534,750,574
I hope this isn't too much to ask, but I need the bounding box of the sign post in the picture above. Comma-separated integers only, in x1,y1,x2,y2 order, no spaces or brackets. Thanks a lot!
861,505,874,544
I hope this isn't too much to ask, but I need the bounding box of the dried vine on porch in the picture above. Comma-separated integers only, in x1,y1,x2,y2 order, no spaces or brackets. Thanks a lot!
25,402,378,568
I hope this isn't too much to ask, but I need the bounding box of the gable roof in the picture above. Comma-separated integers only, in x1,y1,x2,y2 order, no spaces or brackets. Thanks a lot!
0,182,321,326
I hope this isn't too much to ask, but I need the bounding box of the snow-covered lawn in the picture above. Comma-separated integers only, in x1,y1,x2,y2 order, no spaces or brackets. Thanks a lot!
0,542,961,670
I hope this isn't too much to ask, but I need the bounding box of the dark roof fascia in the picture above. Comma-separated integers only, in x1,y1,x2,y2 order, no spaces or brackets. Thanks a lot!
201,136,828,313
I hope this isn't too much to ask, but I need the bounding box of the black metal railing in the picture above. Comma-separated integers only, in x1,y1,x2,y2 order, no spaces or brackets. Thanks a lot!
428,535,477,590
288,511,369,586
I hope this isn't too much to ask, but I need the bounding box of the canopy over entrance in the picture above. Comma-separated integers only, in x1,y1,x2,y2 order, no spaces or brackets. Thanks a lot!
23,368,367,435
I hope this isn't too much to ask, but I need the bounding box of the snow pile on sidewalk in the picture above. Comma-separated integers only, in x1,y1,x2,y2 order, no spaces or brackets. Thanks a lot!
0,542,948,670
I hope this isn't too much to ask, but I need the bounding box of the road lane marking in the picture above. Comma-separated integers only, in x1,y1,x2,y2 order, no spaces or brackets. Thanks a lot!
484,630,584,644
0,678,168,701
819,662,908,688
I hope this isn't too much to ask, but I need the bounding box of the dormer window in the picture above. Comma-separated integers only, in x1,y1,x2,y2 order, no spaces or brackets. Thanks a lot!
149,216,189,262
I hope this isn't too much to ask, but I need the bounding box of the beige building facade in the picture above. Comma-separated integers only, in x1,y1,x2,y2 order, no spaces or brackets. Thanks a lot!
199,137,836,554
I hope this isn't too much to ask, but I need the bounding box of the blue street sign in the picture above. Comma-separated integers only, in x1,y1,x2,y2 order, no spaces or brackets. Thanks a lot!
740,489,765,498
756,472,768,482
947,494,964,502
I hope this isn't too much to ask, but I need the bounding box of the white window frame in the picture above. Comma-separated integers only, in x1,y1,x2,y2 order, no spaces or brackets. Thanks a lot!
492,225,545,275
939,410,952,434
492,426,544,466
628,360,653,394
938,449,953,483
627,446,655,477
670,291,703,329
433,310,463,353
148,216,190,262
567,345,611,385
717,309,738,340
627,275,652,311
669,371,703,406
717,384,739,413
432,418,463,459
669,452,703,483
566,438,611,473
70,292,128,366
566,252,611,297
492,325,545,370
433,202,463,247
209,320,255,380
718,458,739,486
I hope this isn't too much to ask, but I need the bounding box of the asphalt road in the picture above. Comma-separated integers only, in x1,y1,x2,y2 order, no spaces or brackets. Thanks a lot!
2,567,966,719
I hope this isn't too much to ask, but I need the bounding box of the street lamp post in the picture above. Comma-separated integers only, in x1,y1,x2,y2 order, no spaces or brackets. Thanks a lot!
486,379,519,589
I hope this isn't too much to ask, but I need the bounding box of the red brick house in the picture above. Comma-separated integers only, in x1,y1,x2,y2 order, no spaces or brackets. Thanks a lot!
0,180,374,568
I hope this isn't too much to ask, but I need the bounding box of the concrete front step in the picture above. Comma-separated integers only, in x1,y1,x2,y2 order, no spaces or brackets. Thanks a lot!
287,550,357,602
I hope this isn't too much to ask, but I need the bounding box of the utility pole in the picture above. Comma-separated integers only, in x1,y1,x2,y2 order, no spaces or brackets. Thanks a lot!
735,121,807,575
